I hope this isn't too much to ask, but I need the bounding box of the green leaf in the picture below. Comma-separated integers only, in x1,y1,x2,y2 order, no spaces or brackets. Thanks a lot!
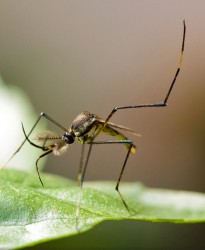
0,169,205,249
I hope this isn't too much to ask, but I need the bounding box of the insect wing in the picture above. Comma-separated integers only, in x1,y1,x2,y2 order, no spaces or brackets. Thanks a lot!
97,118,141,137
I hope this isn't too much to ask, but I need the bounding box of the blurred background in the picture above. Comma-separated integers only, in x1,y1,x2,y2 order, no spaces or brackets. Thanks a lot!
0,0,205,249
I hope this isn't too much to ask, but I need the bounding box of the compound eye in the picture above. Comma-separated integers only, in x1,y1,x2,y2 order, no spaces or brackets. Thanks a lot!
64,133,74,144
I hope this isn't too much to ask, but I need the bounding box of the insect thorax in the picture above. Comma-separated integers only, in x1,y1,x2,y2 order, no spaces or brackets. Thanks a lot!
70,111,98,144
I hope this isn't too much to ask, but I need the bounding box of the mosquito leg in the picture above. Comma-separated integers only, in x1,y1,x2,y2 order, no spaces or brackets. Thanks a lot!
1,112,67,169
21,122,47,150
22,122,58,150
0,114,43,169
75,126,98,231
115,143,132,211
22,123,56,186
89,139,133,211
40,112,67,131
77,144,85,184
75,142,93,231
164,19,186,104
94,20,186,140
35,150,53,186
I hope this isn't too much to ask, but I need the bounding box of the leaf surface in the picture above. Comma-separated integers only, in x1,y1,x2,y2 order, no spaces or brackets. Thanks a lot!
0,169,205,249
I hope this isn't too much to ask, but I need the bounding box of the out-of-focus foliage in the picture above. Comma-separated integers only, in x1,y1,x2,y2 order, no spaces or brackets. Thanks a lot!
0,76,46,172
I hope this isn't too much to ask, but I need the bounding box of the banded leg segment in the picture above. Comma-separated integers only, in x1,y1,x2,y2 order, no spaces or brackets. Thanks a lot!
94,20,186,140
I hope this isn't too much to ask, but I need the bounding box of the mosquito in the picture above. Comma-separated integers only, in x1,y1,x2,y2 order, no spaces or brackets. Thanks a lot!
1,20,186,230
